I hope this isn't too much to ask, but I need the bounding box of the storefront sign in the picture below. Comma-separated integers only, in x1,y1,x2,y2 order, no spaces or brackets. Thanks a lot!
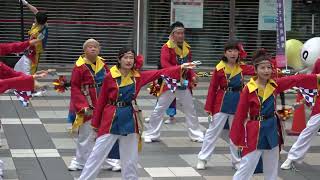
258,0,292,31
170,0,203,28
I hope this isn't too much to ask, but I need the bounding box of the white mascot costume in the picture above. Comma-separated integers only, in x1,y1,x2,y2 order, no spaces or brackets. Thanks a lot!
281,37,320,170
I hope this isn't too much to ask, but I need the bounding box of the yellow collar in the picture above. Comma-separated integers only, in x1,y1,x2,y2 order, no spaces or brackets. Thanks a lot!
166,39,190,49
29,23,42,35
247,77,278,102
216,61,242,79
110,65,140,87
110,65,140,78
166,40,190,58
75,55,105,74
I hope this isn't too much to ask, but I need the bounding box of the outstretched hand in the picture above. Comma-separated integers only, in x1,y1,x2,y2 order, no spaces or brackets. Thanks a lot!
33,69,57,79
181,62,196,69
33,71,48,79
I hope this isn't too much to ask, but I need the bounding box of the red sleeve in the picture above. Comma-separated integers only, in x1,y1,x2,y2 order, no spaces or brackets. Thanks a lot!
230,87,249,147
0,76,34,93
92,74,111,129
137,66,182,89
0,62,25,78
70,67,89,113
160,45,176,68
240,64,255,76
312,58,320,74
275,74,318,94
204,69,219,114
0,63,34,93
0,41,30,56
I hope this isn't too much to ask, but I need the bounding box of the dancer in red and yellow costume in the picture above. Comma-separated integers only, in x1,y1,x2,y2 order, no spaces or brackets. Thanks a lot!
68,39,120,172
79,47,196,180
15,0,48,75
144,21,204,143
197,39,254,170
230,49,320,180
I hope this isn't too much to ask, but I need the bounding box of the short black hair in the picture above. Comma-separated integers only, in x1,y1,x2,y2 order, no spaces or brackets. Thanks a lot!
252,48,272,68
224,39,240,52
169,21,184,34
36,12,48,25
117,47,136,68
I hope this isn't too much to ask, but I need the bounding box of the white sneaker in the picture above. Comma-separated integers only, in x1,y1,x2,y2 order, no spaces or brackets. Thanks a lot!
101,164,113,170
68,159,83,171
144,118,150,123
281,159,293,170
112,165,121,172
164,117,176,124
144,137,152,143
196,159,207,170
164,119,171,124
144,137,160,143
32,90,46,97
101,164,121,172
317,131,320,136
232,163,240,170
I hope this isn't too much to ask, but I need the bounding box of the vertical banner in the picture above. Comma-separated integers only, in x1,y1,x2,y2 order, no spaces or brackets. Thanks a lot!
276,0,286,68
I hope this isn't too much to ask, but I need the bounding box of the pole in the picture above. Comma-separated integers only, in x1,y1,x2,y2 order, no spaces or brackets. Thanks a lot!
136,0,141,54
20,0,24,41
229,0,235,38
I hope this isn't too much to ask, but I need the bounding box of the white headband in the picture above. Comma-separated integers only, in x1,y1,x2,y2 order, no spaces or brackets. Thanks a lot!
171,27,185,34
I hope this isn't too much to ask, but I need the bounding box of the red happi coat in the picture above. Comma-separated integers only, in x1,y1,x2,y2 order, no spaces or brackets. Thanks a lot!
230,74,318,156
0,41,34,93
92,65,183,137
159,40,196,93
69,56,109,124
311,58,320,116
205,61,255,115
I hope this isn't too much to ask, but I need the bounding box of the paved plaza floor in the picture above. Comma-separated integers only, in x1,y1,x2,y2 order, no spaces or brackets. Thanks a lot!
1,70,320,180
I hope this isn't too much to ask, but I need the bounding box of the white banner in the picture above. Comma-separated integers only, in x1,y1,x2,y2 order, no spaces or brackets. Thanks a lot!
170,0,203,28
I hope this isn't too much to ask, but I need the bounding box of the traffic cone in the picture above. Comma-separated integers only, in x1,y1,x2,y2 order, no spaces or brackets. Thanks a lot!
286,93,306,136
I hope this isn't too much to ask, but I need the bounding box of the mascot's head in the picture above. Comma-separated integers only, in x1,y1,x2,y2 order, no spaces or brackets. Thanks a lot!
301,37,320,68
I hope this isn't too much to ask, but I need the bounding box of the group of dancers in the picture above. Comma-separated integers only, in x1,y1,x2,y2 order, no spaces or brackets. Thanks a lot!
1,1,320,180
